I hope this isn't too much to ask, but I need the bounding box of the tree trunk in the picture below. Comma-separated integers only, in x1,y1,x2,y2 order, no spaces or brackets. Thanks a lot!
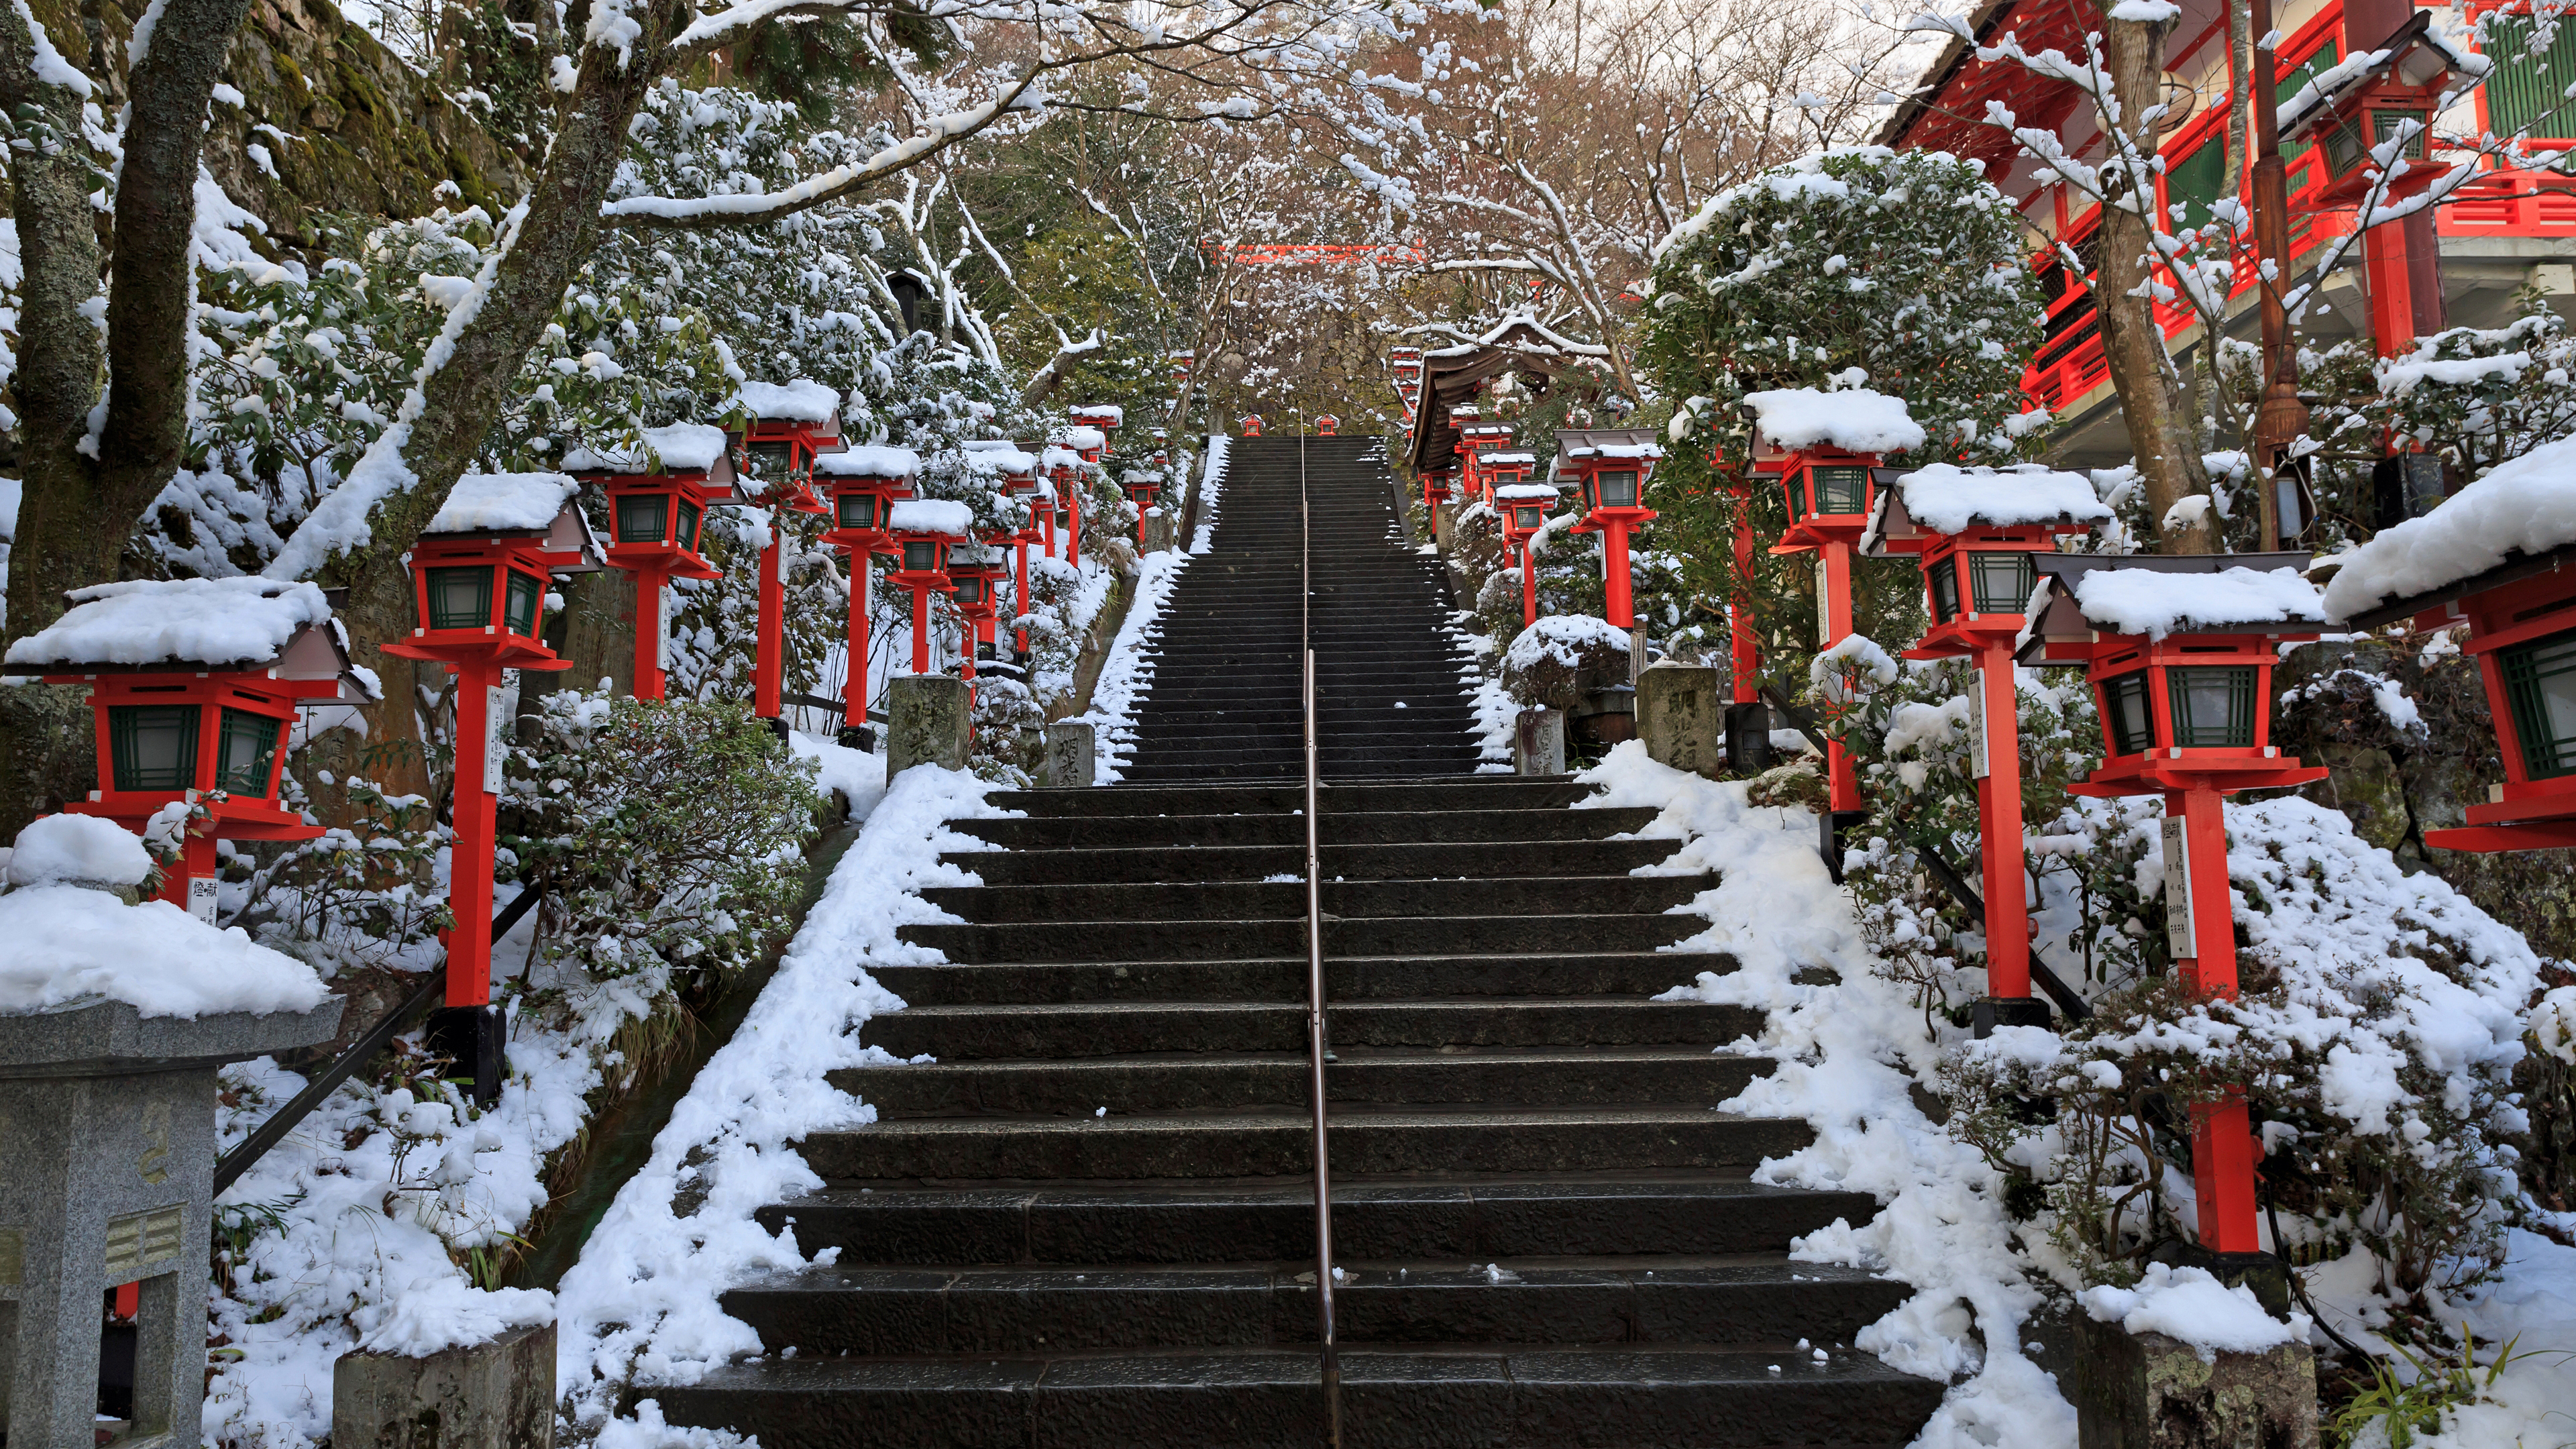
2094,5,2218,553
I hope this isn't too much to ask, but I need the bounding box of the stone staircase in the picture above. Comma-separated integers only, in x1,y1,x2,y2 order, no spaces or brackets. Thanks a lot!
1118,435,1485,782
653,438,1940,1446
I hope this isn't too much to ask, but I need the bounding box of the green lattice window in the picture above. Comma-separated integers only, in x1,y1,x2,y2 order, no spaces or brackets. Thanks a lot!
215,708,280,796
2103,672,2155,755
2167,665,2257,748
2501,625,2576,779
111,705,200,792
2483,17,2576,142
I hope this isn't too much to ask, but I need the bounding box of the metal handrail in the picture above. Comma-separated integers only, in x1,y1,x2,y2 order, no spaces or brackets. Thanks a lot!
1299,418,1344,1446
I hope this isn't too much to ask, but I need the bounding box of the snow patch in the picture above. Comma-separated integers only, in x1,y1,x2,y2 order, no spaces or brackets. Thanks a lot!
5,576,333,669
1745,387,1926,453
2072,566,2327,638
2322,433,2576,620
0,885,328,1019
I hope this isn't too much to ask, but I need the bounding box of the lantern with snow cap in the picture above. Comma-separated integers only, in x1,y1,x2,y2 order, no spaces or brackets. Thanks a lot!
1314,415,1340,437
2018,552,2330,1266
1459,422,1515,502
947,541,1009,676
1478,445,1537,504
721,384,847,725
1069,405,1123,441
815,445,920,731
964,440,1044,655
1864,464,2113,1032
1553,428,1663,629
1040,441,1089,569
4,578,376,927
2322,437,2576,851
1239,414,1264,438
565,423,740,704
2277,12,2480,210
1495,482,1564,629
885,497,974,675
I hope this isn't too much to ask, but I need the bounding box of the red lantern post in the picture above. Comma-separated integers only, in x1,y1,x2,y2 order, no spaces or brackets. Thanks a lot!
965,441,1043,654
731,382,845,712
885,499,974,674
1495,482,1562,629
2324,443,2576,849
566,423,739,703
2021,553,2329,1254
815,446,920,733
5,578,376,920
1866,464,2112,1027
1120,468,1165,542
1554,427,1662,643
1042,442,1091,570
1460,423,1515,504
947,542,1009,678
1391,347,1424,423
1313,414,1340,437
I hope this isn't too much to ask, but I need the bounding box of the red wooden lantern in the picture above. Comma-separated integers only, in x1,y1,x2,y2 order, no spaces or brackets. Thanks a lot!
1495,481,1562,629
2277,12,2478,209
1391,346,1424,421
966,441,1045,655
814,445,920,731
947,541,1009,678
4,578,376,924
565,423,739,704
1068,405,1123,441
1314,414,1340,437
2323,445,2576,849
1120,467,1166,543
1041,443,1089,570
1866,464,2112,1026
1458,423,1515,502
1552,427,1663,631
885,498,973,675
1239,414,1264,437
2021,553,2329,1260
724,383,845,721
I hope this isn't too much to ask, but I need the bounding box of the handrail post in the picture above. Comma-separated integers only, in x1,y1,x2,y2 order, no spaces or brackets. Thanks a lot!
1299,416,1343,1447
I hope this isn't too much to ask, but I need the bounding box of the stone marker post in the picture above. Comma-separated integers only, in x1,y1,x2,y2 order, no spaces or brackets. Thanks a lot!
335,1320,557,1449
2058,1313,2318,1449
1638,661,1721,777
1,996,341,1448
1140,509,1174,555
1042,722,1097,788
1514,708,1566,775
886,675,971,776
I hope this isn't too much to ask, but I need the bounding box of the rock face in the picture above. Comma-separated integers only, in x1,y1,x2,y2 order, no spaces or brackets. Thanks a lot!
25,0,528,252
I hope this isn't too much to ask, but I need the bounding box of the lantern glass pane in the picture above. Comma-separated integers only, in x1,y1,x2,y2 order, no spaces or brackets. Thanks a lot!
1929,559,1960,621
616,493,670,545
2373,107,2428,160
504,570,543,637
427,566,494,631
216,707,281,796
2102,672,2155,755
744,439,797,478
678,500,702,552
2167,665,2257,747
904,541,938,573
1514,506,1544,529
1968,551,2037,614
2500,625,2576,780
836,490,874,530
1814,466,1869,515
955,578,983,603
2325,117,2366,175
111,704,200,792
1596,469,1640,508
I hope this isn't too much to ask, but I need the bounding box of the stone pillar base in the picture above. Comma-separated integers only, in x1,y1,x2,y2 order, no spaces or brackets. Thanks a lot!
1140,511,1175,554
1042,722,1097,788
1638,661,1721,778
2059,1313,2318,1449
333,1320,556,1449
1514,708,1566,775
887,675,971,777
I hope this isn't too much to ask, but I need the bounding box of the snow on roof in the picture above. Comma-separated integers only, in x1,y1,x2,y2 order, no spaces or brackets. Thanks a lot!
0,883,329,1019
1478,451,1538,466
887,499,973,537
1896,464,2111,534
5,576,333,671
1071,404,1124,425
559,423,731,476
2322,435,2576,623
425,472,580,535
814,445,921,480
1744,388,1927,453
6,814,152,889
1039,445,1086,472
735,379,841,423
1051,425,1108,453
2073,565,2329,638
1494,484,1561,502
961,440,1040,474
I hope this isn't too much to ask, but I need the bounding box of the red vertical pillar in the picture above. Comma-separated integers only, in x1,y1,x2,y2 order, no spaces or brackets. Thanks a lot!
156,827,219,921
1818,541,1860,812
755,527,784,718
910,583,932,675
1521,537,1539,628
2363,223,2416,360
446,659,499,1009
1975,641,2031,1001
1066,489,1083,570
2168,784,2261,1252
1013,539,1031,654
1730,481,1760,705
1602,522,1634,628
631,567,668,702
843,553,871,729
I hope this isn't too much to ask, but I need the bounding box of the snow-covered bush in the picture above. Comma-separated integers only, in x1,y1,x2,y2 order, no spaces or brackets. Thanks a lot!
237,775,453,971
969,672,1046,784
1501,614,1630,710
506,692,822,1023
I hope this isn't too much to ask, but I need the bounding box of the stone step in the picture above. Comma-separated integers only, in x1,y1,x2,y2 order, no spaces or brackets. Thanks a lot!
985,781,1585,816
916,874,1710,924
718,1258,1908,1356
867,950,1728,1006
955,808,1660,850
756,1175,1875,1265
652,1344,1945,1448
898,912,1701,963
836,1046,1766,1116
802,1105,1815,1181
858,998,1758,1061
943,839,1673,886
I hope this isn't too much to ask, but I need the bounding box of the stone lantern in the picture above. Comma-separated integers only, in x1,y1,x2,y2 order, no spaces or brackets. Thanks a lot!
2019,553,2329,1259
381,474,599,1099
1864,464,2111,1031
3,579,375,923
814,445,920,735
885,498,973,675
2322,439,2576,850
564,423,738,704
2277,11,2478,209
1552,428,1662,629
1495,482,1562,629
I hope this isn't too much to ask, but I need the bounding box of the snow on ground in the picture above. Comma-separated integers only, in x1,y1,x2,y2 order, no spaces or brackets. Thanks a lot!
1083,545,1195,783
555,764,1007,1436
1189,433,1228,554
1576,742,2080,1445
2406,1229,2576,1446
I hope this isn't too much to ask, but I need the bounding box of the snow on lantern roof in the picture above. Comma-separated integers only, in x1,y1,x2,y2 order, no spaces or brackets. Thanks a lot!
815,445,922,480
1743,387,1927,454
2276,12,2485,138
888,499,973,537
1121,468,1164,485
2322,434,2576,626
735,379,842,424
5,576,337,673
560,422,733,476
1071,403,1124,425
2017,554,2327,656
1050,425,1108,453
1884,463,2110,537
1039,445,1087,472
1495,483,1561,503
425,472,582,535
1551,428,1664,474
1477,451,1539,466
962,439,1040,472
